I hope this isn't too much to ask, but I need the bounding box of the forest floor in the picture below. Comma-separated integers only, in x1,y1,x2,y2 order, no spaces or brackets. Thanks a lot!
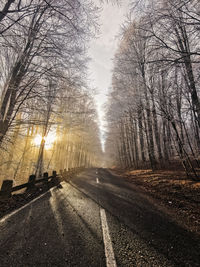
112,168,200,235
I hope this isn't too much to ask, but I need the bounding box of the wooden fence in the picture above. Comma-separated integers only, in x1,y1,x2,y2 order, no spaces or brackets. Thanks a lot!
0,167,84,200
0,171,58,200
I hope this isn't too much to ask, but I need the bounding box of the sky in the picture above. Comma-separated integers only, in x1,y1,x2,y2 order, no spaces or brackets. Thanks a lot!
88,0,130,150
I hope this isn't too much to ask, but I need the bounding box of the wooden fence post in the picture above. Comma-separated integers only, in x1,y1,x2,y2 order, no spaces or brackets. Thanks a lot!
43,172,49,189
52,170,57,184
43,172,48,182
0,180,13,199
27,174,36,190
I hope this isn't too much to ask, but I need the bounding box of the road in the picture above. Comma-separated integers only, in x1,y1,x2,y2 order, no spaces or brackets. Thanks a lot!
0,168,200,266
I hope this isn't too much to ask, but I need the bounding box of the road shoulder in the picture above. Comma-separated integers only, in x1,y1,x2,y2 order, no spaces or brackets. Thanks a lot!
109,168,200,236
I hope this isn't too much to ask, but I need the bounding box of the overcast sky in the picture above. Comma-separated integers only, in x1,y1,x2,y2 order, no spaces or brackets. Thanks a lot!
88,0,130,149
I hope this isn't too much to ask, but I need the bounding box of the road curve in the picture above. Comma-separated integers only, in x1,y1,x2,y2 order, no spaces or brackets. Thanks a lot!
0,168,200,266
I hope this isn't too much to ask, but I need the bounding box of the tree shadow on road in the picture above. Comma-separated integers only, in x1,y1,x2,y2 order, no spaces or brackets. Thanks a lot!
0,186,105,267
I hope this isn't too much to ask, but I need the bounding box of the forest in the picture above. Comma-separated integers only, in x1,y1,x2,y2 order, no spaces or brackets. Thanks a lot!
1,0,200,186
0,2,200,266
0,0,102,186
106,0,200,180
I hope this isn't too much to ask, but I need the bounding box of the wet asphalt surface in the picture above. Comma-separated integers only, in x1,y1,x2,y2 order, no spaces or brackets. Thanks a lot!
0,168,200,266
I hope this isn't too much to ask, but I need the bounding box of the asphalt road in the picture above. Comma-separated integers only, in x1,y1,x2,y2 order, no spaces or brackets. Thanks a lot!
0,168,200,267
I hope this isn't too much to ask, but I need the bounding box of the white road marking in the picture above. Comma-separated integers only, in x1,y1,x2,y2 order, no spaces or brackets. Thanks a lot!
100,208,117,267
0,186,58,223
96,177,99,184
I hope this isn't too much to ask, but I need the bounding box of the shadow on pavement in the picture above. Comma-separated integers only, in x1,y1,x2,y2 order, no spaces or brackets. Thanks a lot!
0,186,105,267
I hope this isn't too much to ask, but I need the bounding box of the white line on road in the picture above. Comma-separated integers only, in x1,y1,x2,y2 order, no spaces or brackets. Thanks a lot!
96,177,99,183
100,208,117,267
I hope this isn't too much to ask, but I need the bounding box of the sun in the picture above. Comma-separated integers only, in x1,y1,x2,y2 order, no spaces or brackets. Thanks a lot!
33,132,56,149
33,134,42,146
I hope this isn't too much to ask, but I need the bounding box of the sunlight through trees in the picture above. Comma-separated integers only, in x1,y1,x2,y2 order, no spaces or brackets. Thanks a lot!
0,0,102,185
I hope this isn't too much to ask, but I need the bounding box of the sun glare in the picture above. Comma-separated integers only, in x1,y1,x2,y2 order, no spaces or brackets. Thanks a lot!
34,134,42,146
33,132,56,149
45,131,56,149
